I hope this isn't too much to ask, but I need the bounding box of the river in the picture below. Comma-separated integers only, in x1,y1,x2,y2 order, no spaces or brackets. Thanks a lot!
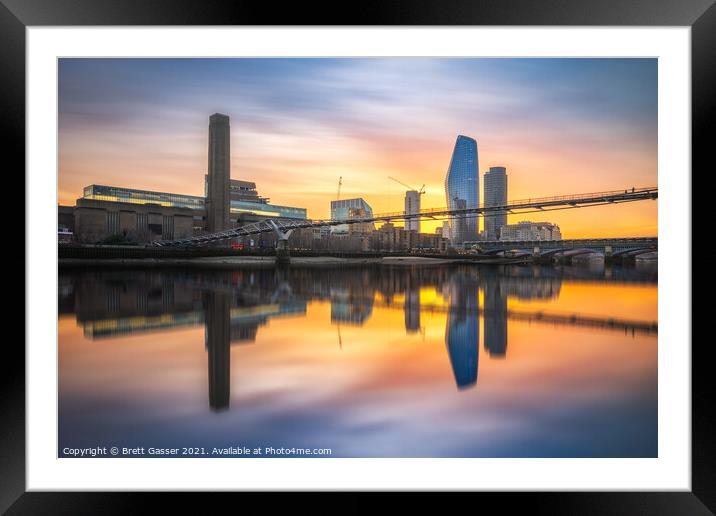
58,262,657,457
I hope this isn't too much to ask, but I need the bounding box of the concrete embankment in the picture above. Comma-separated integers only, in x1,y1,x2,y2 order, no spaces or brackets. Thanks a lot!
58,255,530,269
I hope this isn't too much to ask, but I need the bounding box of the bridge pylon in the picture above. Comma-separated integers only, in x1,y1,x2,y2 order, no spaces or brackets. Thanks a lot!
604,245,613,264
268,220,293,266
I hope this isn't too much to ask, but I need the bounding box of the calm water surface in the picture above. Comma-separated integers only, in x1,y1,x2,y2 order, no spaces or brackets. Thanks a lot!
58,263,657,457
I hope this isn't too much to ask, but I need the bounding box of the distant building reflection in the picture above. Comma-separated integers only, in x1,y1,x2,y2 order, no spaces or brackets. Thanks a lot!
62,271,308,411
404,288,421,333
65,271,307,342
330,287,374,325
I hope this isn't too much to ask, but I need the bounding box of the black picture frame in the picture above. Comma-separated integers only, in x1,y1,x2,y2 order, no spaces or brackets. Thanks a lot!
3,0,707,513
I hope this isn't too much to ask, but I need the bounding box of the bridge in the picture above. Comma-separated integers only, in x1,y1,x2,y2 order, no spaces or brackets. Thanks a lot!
415,303,657,336
170,275,658,336
472,237,658,260
78,296,657,339
153,186,658,250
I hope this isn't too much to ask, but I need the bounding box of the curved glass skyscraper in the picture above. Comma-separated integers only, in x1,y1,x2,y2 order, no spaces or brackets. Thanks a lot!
444,135,479,244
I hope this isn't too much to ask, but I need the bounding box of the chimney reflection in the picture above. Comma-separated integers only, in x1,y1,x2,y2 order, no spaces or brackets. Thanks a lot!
204,290,231,412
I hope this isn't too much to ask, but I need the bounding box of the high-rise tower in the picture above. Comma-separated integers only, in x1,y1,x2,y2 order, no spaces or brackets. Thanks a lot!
444,135,479,244
484,166,508,240
405,190,420,232
206,113,231,233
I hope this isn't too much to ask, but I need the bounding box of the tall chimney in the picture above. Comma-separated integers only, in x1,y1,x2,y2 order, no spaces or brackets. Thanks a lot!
206,113,230,233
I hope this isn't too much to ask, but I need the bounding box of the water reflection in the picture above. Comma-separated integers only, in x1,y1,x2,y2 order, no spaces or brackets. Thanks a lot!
58,263,657,457
445,271,480,389
205,290,231,411
60,264,656,397
483,272,507,357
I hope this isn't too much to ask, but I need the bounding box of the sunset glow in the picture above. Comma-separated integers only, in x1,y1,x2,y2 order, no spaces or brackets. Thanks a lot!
59,58,657,237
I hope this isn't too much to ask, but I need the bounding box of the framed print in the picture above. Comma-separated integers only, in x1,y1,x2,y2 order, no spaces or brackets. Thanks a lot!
4,0,709,513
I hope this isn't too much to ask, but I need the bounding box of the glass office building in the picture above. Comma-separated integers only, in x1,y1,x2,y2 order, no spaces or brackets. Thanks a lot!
444,135,479,244
83,185,206,210
82,184,307,220
230,199,306,219
330,198,374,234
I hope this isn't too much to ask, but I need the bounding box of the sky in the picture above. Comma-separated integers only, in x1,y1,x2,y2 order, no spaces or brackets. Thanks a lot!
58,58,658,237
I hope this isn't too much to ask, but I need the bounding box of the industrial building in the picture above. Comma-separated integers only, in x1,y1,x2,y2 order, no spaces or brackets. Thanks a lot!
61,182,307,245
58,114,307,244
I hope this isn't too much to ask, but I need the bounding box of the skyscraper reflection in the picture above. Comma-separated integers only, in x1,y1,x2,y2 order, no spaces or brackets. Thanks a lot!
483,271,508,357
404,286,421,333
445,273,479,390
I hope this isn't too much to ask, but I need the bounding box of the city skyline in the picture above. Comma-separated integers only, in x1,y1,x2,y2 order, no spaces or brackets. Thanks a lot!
59,58,658,237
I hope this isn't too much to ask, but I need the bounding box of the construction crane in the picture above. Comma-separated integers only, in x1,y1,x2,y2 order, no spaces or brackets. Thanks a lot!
337,176,343,200
388,176,425,195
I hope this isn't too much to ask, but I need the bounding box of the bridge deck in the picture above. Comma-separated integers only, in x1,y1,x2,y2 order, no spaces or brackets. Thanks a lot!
476,237,658,249
81,302,657,338
155,186,657,247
